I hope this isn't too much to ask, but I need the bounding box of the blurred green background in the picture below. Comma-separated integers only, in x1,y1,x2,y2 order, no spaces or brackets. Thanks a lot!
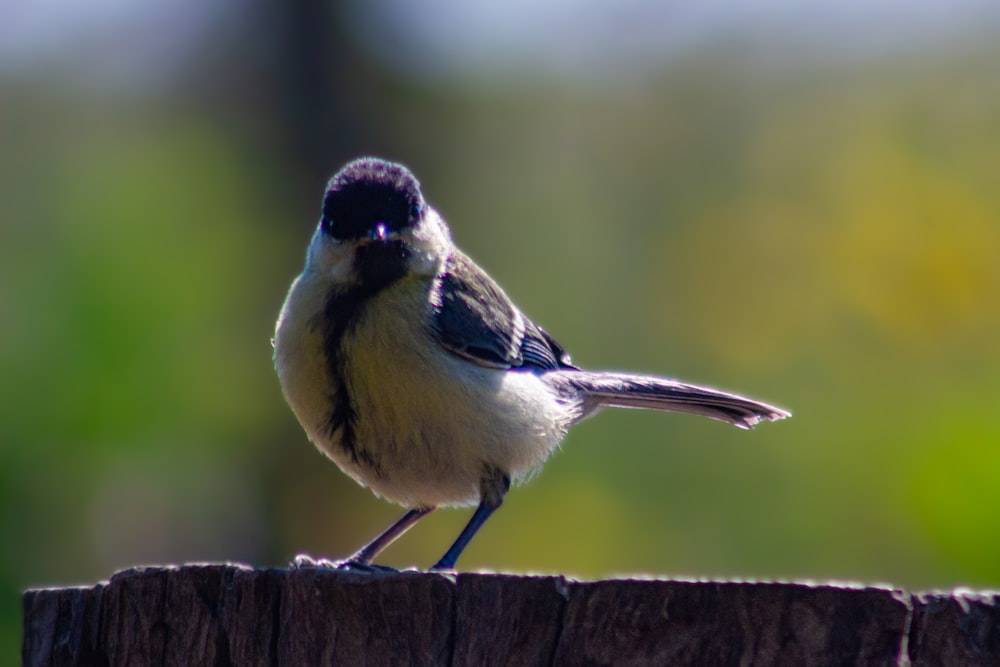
4,0,1000,658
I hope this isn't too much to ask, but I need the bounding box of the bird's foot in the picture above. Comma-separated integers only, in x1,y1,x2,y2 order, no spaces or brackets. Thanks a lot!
290,553,400,574
428,559,455,572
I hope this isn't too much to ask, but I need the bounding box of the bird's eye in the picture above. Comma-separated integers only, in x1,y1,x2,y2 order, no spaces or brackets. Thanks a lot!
410,203,422,219
321,215,334,234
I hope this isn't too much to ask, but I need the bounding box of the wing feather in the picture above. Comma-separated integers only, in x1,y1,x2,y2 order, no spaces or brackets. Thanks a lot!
431,251,574,372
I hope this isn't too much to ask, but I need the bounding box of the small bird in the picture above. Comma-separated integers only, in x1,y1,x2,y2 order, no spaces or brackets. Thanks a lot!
273,157,789,571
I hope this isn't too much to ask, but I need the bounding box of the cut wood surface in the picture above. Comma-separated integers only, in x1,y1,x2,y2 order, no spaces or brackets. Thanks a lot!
22,563,1000,666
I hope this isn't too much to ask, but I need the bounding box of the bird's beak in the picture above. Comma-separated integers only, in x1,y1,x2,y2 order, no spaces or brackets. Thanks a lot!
364,222,404,244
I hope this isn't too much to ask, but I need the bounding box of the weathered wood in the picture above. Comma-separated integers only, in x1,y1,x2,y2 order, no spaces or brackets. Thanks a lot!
908,589,1000,666
555,579,909,666
21,564,1000,666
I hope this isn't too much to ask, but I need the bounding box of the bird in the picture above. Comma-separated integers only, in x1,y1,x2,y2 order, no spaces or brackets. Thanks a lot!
273,157,790,571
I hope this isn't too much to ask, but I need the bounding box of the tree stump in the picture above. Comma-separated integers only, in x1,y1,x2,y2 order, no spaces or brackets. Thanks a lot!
22,564,1000,665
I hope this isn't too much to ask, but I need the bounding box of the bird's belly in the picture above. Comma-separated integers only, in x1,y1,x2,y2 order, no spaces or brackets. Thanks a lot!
276,277,575,508
335,293,573,508
343,352,569,507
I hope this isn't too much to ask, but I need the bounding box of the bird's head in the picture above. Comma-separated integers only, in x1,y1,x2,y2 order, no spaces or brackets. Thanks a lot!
306,157,451,288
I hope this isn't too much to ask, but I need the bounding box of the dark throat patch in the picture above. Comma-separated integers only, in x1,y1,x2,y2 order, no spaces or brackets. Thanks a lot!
320,241,412,475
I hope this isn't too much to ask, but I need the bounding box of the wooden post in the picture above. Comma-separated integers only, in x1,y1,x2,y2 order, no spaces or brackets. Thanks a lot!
22,563,1000,665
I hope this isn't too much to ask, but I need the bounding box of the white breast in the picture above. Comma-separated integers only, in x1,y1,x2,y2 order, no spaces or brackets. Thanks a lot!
275,271,577,509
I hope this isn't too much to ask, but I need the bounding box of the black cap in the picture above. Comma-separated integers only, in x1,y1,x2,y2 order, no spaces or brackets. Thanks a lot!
321,158,425,241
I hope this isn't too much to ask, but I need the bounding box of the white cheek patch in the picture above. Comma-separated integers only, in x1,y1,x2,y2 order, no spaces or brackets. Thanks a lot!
305,225,356,284
403,209,451,277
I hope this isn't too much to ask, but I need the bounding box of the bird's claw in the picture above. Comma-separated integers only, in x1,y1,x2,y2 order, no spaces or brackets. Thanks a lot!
290,553,400,574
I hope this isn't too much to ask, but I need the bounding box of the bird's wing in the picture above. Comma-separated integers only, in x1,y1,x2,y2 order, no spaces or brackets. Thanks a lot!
431,251,575,372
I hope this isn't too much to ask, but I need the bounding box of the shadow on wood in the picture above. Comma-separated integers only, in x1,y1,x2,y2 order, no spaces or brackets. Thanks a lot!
22,564,1000,666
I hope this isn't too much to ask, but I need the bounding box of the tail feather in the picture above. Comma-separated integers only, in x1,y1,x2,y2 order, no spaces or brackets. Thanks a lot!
544,371,790,429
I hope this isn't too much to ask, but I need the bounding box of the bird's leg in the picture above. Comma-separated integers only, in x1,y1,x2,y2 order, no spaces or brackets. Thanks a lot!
292,506,435,572
431,467,510,571
349,506,436,565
